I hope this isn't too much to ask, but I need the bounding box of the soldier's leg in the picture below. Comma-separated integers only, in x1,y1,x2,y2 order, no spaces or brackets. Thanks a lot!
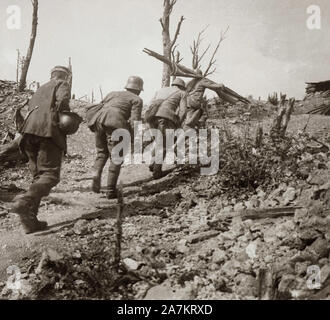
91,123,109,193
149,117,161,173
11,136,62,233
11,134,39,215
105,127,123,199
153,118,176,178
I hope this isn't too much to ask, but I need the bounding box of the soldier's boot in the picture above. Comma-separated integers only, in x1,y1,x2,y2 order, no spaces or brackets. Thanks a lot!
106,166,120,200
152,164,166,179
91,168,103,193
148,163,155,172
19,213,48,234
11,195,47,234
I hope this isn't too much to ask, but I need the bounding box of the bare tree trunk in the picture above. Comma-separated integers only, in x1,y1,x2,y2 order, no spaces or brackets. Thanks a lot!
280,98,295,137
270,95,295,139
159,0,184,87
18,0,38,92
68,57,73,93
16,50,20,84
161,0,172,87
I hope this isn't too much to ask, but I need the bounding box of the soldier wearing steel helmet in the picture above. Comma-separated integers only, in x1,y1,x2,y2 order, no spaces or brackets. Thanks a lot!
87,76,143,198
148,78,187,179
10,66,72,234
183,69,225,129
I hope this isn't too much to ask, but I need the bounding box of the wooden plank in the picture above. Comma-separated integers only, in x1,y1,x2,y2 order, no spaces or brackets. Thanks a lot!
221,206,303,221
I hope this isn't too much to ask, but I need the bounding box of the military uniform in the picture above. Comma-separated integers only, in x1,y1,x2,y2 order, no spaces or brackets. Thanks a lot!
11,66,71,233
87,90,143,196
184,78,223,129
149,82,186,177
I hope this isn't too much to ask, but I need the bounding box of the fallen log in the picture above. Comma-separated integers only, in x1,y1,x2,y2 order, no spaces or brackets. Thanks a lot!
219,206,302,221
143,47,250,105
241,206,301,220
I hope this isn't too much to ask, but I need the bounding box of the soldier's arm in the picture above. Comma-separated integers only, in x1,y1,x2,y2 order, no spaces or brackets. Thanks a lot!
130,97,143,123
178,92,187,124
55,80,71,112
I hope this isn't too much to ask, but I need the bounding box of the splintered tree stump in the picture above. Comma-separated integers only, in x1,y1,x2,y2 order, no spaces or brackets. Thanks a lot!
270,95,295,139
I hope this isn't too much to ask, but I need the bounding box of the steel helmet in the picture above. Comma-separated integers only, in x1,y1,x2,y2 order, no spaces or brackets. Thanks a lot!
171,78,186,89
51,66,70,76
58,112,82,135
125,76,144,91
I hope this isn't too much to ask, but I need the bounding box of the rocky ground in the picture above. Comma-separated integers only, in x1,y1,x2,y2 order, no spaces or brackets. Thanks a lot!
0,83,329,300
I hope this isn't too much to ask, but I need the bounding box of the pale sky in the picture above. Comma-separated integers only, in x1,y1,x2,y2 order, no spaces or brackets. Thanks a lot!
1,0,330,103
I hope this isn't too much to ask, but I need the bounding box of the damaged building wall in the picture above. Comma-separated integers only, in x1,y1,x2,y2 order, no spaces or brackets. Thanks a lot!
301,81,330,115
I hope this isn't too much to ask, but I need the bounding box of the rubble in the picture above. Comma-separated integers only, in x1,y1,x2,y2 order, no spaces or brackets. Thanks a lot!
0,83,329,300
297,81,330,115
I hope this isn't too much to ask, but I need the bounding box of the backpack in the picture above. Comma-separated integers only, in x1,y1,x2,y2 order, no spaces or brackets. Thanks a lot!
144,99,164,128
144,90,179,127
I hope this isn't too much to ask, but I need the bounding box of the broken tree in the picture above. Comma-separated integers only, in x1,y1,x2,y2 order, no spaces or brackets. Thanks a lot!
18,0,38,92
143,47,249,105
159,0,184,87
270,94,295,138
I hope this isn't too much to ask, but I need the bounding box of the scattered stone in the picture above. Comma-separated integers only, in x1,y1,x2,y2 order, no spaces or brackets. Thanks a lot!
307,237,330,259
123,258,140,271
263,228,278,243
176,239,189,254
155,191,181,207
235,273,258,297
212,248,227,264
320,265,330,285
281,187,297,205
73,219,89,235
186,230,220,244
165,224,182,233
294,261,309,276
234,202,246,212
221,260,241,278
257,189,266,200
307,169,330,186
277,274,304,298
144,284,173,300
245,241,258,260
35,248,63,274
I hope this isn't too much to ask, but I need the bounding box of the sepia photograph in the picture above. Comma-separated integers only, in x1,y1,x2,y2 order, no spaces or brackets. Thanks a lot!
0,0,329,306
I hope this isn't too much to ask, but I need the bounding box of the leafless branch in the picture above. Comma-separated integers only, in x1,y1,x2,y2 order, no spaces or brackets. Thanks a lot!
190,25,211,69
171,15,185,48
159,18,165,31
198,44,211,65
169,0,177,14
176,51,183,64
204,26,229,77
143,48,202,78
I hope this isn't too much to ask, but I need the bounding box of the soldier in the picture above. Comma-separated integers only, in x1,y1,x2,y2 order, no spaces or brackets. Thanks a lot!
11,66,72,234
183,70,225,129
148,78,187,178
87,76,143,198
